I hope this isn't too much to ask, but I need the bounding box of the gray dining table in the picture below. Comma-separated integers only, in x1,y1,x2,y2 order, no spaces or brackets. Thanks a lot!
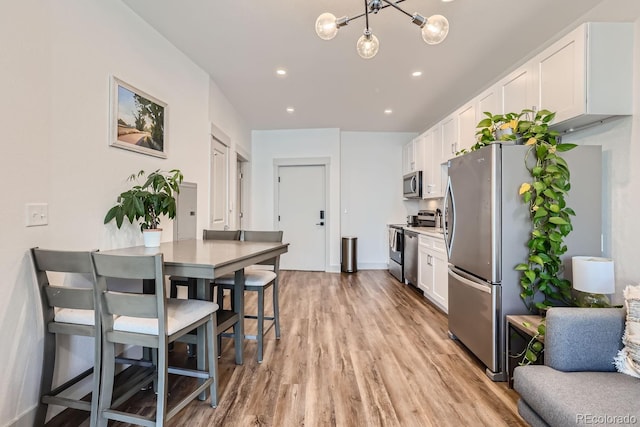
100,239,289,365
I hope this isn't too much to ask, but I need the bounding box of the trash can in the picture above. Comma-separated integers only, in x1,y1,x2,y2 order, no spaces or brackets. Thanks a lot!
341,236,358,273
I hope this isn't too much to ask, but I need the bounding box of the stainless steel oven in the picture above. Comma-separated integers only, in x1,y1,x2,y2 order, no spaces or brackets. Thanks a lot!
388,225,404,282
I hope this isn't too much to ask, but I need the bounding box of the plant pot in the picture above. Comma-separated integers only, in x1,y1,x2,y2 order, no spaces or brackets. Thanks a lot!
143,229,162,247
494,127,513,140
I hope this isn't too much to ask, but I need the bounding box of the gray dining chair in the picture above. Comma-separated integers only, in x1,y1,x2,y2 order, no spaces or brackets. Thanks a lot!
31,248,102,427
215,230,283,362
92,252,219,427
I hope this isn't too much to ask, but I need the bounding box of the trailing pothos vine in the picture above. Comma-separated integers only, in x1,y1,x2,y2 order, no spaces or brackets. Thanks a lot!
472,108,578,312
513,110,577,311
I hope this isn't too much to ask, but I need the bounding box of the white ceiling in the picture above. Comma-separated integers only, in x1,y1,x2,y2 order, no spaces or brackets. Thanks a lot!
122,0,632,133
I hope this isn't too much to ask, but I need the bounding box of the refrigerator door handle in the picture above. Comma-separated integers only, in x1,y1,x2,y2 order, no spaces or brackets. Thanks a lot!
443,175,455,259
448,268,491,294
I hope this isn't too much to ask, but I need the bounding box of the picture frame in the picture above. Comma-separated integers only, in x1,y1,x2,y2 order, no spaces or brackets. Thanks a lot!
110,76,167,158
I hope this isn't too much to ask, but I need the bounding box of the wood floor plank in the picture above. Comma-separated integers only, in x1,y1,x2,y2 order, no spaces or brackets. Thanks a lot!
48,270,525,427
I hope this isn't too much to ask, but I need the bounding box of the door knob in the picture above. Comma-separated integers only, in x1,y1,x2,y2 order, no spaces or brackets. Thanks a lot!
316,222,325,226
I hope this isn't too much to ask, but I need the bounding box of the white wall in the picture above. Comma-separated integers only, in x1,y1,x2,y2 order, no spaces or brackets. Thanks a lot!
0,1,250,425
340,132,417,269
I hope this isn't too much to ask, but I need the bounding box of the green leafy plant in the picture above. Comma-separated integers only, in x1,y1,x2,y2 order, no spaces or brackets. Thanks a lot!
104,169,183,231
513,320,546,365
513,109,577,311
467,109,578,311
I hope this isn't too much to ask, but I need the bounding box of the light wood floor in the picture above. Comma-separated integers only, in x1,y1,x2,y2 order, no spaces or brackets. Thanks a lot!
49,270,526,426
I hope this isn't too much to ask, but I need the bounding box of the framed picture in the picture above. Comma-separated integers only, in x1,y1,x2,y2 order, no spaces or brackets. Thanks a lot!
110,76,167,158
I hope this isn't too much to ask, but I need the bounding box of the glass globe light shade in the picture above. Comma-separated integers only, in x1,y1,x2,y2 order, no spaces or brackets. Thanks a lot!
421,14,449,45
316,12,339,40
356,31,379,59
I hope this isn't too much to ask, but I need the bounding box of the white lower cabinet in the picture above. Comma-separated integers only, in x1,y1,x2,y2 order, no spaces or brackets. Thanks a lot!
418,235,448,313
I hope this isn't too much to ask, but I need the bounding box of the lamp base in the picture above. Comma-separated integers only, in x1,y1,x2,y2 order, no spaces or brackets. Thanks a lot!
575,291,611,308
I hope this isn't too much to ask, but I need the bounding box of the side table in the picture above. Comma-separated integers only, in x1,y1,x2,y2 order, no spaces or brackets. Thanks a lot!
506,314,545,388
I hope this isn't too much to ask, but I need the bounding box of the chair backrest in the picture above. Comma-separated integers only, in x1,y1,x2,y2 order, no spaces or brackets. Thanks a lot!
31,248,97,324
242,230,283,268
203,229,241,240
92,253,167,336
242,230,283,243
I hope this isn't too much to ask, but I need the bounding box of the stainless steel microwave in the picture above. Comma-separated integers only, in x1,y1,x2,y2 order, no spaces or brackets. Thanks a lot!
403,171,422,198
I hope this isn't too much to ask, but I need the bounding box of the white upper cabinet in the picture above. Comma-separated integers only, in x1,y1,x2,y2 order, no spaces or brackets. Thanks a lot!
477,88,499,118
422,126,445,198
456,102,477,155
532,22,633,131
441,115,458,160
402,137,423,175
498,62,535,115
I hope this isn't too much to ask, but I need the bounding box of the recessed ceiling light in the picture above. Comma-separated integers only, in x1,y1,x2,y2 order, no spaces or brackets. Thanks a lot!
412,71,423,77
276,68,287,76
384,109,393,115
286,107,295,113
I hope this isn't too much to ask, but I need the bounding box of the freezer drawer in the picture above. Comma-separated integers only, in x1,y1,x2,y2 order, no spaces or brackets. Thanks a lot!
447,268,502,375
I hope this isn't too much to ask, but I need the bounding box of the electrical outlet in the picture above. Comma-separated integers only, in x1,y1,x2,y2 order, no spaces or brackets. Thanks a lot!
26,203,48,227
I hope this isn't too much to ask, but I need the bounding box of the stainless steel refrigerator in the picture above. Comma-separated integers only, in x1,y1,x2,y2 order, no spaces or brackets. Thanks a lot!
444,143,602,381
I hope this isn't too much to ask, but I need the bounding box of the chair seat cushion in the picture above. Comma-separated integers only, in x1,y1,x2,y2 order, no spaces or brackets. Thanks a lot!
214,269,277,287
113,299,218,335
54,308,95,326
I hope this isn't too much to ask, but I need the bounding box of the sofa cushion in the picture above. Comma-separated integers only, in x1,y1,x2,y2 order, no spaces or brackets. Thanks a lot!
514,365,640,426
615,285,640,378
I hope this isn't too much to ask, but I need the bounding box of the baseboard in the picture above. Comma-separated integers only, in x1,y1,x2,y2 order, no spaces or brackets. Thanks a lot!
328,263,390,272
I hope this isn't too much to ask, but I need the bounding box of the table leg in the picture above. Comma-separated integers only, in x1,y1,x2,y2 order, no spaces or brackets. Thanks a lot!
234,269,245,365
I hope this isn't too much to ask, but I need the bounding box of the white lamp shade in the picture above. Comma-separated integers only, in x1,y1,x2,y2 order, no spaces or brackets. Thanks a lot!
572,256,615,294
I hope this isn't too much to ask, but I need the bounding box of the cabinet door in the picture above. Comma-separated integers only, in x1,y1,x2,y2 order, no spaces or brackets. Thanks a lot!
421,130,433,197
430,248,449,312
441,115,458,160
477,89,499,117
499,63,535,114
418,244,433,295
457,103,477,154
402,141,414,174
535,25,585,123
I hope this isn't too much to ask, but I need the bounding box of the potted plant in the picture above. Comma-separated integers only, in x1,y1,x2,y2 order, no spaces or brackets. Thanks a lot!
104,169,183,247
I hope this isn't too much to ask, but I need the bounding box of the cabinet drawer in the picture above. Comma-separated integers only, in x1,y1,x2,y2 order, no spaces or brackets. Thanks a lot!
418,235,432,248
433,239,446,253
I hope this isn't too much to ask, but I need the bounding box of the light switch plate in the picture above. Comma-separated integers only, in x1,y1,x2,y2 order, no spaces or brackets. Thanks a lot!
26,203,48,227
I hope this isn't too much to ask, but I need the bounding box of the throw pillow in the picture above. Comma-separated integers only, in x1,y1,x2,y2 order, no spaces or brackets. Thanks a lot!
614,285,640,378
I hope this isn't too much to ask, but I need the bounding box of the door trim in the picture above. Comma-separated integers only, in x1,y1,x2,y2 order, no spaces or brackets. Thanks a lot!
274,157,330,271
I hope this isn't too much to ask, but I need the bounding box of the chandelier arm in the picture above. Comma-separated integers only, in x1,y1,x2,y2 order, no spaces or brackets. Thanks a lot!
343,0,408,24
364,0,370,30
380,0,414,19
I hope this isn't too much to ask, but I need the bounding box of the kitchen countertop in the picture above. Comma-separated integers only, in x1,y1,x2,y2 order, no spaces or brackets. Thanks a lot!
402,226,445,238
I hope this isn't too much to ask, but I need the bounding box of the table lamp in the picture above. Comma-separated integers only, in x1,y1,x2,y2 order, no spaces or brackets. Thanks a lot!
572,256,615,307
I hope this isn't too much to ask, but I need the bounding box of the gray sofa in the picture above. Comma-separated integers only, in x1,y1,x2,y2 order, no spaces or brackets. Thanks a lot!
514,307,640,427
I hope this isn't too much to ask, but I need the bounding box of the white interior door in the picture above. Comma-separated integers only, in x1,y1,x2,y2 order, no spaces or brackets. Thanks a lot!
278,165,326,271
210,138,228,230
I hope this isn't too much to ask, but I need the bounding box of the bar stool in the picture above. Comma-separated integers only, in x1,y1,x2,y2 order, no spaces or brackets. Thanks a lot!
93,252,219,426
215,230,283,362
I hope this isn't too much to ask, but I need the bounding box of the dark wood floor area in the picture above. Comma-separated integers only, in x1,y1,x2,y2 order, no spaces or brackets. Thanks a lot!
49,270,526,426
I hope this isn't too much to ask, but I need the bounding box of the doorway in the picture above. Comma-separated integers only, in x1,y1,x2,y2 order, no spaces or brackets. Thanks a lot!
276,163,327,271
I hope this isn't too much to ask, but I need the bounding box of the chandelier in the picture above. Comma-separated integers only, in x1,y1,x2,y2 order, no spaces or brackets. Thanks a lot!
315,0,449,59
